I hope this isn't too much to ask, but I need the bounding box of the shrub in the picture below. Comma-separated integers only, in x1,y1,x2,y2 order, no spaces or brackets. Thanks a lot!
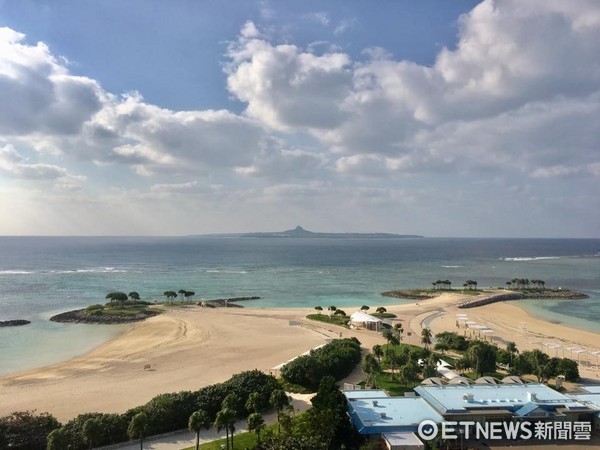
0,411,60,450
62,412,128,449
280,338,362,390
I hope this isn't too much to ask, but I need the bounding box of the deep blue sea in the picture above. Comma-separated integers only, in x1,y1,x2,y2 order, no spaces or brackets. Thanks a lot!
0,237,598,375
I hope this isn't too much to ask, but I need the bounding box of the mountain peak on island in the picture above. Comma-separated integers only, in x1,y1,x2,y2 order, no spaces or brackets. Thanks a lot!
189,226,422,239
244,226,423,239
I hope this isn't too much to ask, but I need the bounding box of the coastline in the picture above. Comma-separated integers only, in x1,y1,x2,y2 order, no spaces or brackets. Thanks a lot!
0,294,598,422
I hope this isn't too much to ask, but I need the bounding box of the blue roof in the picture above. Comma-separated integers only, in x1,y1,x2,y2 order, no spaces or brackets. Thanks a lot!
579,385,600,394
568,393,600,411
414,383,582,414
344,389,389,399
515,402,546,417
345,395,444,434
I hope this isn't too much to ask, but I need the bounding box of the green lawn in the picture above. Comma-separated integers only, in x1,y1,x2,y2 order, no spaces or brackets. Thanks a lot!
372,373,416,396
182,423,278,450
181,431,257,450
371,312,397,319
306,314,349,327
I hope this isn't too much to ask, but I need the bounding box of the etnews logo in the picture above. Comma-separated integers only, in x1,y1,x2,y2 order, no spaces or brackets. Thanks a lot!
417,420,592,441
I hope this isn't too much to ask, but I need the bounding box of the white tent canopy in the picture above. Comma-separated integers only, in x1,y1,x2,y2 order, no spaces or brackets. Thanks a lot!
349,311,382,331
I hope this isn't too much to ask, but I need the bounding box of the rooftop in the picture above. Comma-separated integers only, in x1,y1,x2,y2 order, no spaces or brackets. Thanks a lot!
580,385,600,394
414,383,583,414
345,393,444,434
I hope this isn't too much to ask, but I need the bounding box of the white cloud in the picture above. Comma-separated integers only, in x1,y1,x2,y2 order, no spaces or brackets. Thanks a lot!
0,1,599,237
0,27,103,136
226,1,600,179
0,144,85,192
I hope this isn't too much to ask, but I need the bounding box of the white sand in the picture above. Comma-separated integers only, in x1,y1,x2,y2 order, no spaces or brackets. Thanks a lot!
0,293,597,421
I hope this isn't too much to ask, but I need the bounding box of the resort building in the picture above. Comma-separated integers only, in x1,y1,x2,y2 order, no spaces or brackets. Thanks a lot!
344,382,599,448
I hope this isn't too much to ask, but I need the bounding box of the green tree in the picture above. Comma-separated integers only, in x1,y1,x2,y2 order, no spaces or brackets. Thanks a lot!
270,389,290,434
247,413,266,443
401,360,419,387
46,427,68,450
0,411,60,450
82,418,102,450
360,305,370,311
556,358,579,381
245,391,262,414
376,306,387,313
506,341,518,365
128,291,140,302
383,330,399,358
421,328,432,348
184,290,195,301
387,351,401,380
188,410,211,450
222,393,244,417
393,323,403,342
127,412,149,450
314,306,323,314
106,291,128,307
214,408,236,450
361,353,381,387
163,291,177,303
466,341,497,377
372,344,383,363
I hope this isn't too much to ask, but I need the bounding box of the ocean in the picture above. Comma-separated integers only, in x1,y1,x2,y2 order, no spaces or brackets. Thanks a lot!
0,237,598,375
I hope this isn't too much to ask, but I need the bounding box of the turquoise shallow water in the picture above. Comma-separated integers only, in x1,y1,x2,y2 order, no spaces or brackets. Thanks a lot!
0,237,598,375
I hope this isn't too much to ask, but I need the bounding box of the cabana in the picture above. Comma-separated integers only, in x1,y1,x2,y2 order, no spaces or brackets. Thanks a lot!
349,311,382,331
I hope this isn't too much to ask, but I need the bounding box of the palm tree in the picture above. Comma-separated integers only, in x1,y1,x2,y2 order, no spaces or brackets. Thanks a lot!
247,412,266,443
394,323,403,343
382,329,399,358
245,391,262,414
83,418,102,450
407,331,412,345
401,361,419,387
372,344,383,363
362,353,381,387
214,408,236,450
387,352,401,380
421,328,432,349
188,410,211,450
506,341,519,366
128,412,149,450
270,389,290,433
47,427,69,450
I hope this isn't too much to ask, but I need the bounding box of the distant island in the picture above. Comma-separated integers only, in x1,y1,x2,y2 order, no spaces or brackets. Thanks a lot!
189,225,423,239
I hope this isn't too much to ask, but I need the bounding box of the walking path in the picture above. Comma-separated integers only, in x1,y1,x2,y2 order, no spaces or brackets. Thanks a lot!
96,393,314,450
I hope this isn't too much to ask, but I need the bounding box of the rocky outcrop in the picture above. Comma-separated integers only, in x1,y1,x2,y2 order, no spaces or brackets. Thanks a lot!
50,309,160,324
458,289,588,309
0,319,31,327
201,296,261,307
380,290,437,300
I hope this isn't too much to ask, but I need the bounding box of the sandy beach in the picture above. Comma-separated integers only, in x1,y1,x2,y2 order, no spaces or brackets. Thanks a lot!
0,293,598,422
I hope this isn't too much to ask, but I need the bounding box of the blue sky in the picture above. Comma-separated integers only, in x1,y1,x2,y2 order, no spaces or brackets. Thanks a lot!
0,0,598,237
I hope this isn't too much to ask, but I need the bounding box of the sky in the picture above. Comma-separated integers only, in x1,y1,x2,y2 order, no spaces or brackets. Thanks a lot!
0,0,598,237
